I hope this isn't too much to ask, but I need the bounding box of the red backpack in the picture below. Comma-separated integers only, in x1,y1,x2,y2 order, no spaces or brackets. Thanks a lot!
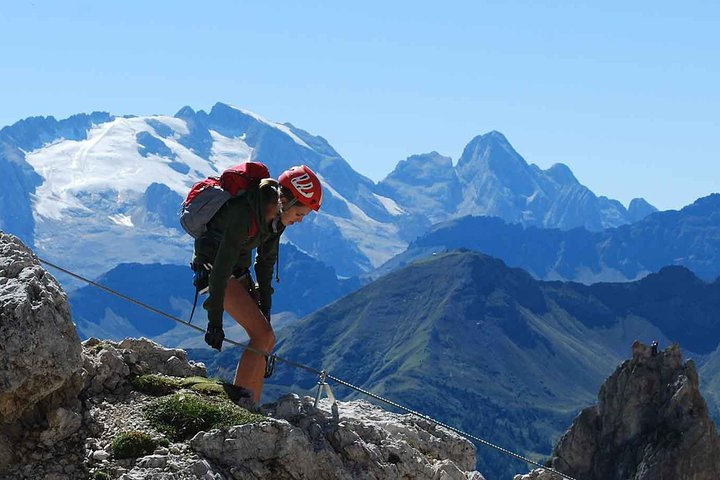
180,161,271,239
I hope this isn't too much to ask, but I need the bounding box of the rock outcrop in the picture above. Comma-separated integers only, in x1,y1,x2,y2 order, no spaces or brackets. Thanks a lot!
192,393,483,480
0,233,84,469
0,232,485,479
517,341,720,480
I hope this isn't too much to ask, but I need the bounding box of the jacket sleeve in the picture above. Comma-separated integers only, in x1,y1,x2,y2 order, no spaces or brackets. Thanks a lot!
203,201,251,327
254,233,280,313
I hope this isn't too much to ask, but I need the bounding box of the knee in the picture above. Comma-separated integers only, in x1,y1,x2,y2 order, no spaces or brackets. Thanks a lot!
252,326,276,351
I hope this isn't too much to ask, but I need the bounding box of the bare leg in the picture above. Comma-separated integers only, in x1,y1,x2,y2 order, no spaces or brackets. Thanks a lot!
223,277,276,404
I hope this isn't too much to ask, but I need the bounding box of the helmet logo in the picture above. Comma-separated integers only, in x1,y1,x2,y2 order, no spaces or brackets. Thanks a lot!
290,173,315,199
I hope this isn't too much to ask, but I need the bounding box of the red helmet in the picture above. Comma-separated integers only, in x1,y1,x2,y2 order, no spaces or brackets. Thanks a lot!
278,165,323,211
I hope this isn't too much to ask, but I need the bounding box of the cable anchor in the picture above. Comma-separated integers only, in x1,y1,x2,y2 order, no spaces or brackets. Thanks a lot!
313,370,339,421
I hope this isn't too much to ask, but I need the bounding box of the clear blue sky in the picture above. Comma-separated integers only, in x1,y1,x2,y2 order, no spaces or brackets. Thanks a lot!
1,1,718,211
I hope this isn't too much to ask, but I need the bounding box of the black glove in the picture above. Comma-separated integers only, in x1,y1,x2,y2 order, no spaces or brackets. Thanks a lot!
205,324,225,351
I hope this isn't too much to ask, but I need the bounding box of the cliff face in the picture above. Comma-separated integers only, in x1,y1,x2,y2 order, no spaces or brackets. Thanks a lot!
0,233,484,480
518,341,720,480
0,232,84,469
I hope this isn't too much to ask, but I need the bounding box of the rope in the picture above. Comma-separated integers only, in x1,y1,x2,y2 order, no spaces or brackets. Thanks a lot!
39,257,578,480
326,374,576,480
38,257,321,377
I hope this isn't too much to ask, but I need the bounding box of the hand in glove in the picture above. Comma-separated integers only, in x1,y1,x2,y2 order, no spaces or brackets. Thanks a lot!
205,324,225,351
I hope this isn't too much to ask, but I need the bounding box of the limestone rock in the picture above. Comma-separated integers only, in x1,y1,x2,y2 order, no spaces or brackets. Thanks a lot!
84,344,131,394
0,233,83,423
0,233,84,473
192,393,484,480
39,407,83,445
520,342,720,480
118,337,207,377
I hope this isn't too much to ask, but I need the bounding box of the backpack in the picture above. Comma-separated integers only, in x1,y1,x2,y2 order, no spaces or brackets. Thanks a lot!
179,161,271,239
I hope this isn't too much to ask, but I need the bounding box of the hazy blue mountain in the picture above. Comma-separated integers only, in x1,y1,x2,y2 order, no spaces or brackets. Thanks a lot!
380,131,657,232
376,151,461,225
192,250,720,478
375,193,720,283
70,243,359,347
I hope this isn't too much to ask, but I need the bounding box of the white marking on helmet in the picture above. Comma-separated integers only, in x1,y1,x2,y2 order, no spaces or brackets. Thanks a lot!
290,173,315,199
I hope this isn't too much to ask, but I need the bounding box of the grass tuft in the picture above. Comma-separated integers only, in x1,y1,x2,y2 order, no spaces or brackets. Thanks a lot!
111,431,161,459
144,393,264,441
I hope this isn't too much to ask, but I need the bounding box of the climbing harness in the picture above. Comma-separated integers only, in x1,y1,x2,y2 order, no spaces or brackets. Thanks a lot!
188,262,212,323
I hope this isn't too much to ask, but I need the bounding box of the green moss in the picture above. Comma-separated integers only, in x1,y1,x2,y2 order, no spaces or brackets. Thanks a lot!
179,376,244,400
144,393,264,441
93,472,111,480
131,374,182,396
178,376,214,387
111,431,160,459
190,382,226,396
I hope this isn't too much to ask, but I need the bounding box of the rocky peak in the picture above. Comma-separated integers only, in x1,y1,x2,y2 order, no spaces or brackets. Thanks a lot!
627,197,658,222
545,163,579,186
456,130,526,175
517,341,720,480
382,151,456,186
376,151,463,223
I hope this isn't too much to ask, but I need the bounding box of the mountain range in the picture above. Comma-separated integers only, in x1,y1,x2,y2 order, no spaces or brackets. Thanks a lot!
4,103,720,478
70,243,360,348
1,103,656,287
376,193,720,284
190,250,720,478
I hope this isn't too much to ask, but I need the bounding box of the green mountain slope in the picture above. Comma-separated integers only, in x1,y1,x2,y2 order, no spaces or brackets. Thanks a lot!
196,250,720,478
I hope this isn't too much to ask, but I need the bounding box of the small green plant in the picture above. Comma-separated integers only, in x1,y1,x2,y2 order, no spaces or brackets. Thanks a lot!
145,393,264,441
130,374,182,396
92,341,114,353
93,472,111,480
111,431,160,459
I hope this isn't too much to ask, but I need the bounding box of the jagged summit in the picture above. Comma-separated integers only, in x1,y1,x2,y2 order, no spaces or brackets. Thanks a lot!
518,341,720,480
545,162,578,185
456,130,523,173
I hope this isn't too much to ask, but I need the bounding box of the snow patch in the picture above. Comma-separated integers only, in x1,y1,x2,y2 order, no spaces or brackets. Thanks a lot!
228,106,311,150
209,130,253,169
24,116,233,219
372,193,406,216
317,174,407,266
109,214,134,227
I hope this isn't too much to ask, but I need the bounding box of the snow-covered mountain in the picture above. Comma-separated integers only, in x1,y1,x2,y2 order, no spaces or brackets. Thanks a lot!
0,103,410,282
0,103,657,292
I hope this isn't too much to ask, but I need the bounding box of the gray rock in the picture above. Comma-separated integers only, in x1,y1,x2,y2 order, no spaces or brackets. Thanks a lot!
520,342,720,480
39,407,82,445
92,450,111,462
192,398,483,480
191,459,224,479
0,434,14,470
85,345,131,393
136,454,168,469
0,233,83,472
118,337,207,377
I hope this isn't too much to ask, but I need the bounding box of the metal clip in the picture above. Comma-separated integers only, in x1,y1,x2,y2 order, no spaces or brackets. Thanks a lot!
314,371,339,421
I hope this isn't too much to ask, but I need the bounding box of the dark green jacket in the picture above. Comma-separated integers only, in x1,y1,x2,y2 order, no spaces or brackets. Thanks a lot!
193,187,284,327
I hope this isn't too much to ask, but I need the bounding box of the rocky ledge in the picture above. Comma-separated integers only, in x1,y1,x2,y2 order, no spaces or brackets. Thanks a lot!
0,232,484,480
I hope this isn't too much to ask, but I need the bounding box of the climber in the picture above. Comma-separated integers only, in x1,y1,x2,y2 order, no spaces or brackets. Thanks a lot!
192,165,323,404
